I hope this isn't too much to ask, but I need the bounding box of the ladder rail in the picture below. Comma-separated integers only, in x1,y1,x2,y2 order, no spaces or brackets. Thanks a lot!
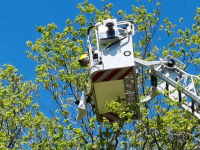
136,56,200,119
152,69,200,104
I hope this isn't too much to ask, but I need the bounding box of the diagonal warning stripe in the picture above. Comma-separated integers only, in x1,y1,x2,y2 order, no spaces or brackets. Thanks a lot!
92,71,106,82
118,67,133,80
112,67,132,80
102,69,122,82
94,70,113,83
92,67,133,83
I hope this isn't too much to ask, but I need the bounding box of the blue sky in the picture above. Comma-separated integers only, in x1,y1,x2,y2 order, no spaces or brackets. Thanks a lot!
0,0,199,80
0,0,199,116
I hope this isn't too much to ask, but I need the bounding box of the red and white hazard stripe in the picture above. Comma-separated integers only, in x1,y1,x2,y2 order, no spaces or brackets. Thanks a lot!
92,67,133,83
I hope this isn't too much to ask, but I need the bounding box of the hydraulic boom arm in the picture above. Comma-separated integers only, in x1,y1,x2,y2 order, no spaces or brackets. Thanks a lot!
135,56,200,119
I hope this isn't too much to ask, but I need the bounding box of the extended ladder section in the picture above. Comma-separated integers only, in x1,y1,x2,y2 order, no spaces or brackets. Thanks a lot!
137,56,200,119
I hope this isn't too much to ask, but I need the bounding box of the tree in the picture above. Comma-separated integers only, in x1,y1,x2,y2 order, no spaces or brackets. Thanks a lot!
1,0,200,149
0,65,38,149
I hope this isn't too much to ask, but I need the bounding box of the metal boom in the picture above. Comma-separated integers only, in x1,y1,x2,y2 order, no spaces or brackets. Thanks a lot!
136,55,200,119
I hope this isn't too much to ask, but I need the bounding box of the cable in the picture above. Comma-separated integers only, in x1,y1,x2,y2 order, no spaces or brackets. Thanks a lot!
103,36,128,50
87,26,95,35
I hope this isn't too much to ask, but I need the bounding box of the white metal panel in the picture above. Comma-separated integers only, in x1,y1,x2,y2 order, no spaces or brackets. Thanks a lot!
101,37,135,70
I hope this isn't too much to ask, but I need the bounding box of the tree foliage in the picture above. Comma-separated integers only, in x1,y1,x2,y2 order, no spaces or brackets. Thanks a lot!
0,0,200,149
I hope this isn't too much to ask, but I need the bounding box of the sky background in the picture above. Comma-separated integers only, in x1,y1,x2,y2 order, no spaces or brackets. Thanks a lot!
0,0,199,80
0,0,199,115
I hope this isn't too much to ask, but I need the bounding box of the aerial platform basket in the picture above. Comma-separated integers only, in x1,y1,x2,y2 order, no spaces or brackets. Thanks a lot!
87,19,139,121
